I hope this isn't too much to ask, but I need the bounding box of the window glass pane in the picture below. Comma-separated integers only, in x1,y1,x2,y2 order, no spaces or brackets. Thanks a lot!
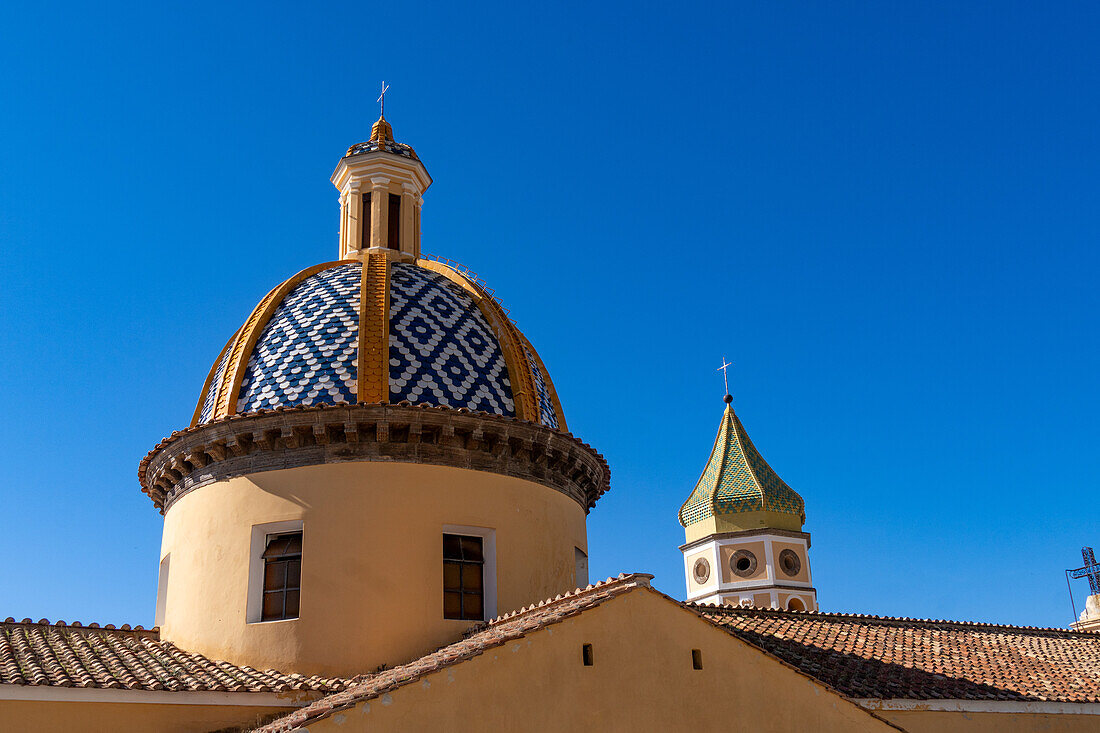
264,560,286,591
262,592,284,620
460,536,483,562
263,532,303,559
284,590,300,618
443,535,463,560
461,563,483,590
262,537,288,558
286,559,301,588
443,562,462,591
463,592,483,620
443,591,462,619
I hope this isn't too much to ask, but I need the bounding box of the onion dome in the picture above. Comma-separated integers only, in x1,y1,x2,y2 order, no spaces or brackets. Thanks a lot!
679,397,805,532
193,255,566,431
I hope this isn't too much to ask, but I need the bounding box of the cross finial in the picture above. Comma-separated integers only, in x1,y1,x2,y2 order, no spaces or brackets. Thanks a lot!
377,81,390,118
1072,546,1100,595
717,358,733,401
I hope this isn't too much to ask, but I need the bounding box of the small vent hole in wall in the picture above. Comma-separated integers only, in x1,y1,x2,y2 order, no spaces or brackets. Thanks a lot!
582,644,594,666
692,649,703,670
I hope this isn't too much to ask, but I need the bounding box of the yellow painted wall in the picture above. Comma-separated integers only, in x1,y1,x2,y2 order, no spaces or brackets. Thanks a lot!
877,708,1100,732
159,461,588,678
305,588,898,733
0,700,296,733
684,510,802,542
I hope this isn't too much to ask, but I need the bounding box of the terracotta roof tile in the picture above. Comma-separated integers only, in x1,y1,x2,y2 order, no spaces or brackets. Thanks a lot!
0,619,349,695
689,604,1100,703
252,573,653,732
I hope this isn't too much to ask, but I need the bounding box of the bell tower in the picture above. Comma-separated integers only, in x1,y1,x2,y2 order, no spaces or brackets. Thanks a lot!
679,392,817,611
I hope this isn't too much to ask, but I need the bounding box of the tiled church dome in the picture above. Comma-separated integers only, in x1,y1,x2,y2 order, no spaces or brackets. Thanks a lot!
193,258,565,430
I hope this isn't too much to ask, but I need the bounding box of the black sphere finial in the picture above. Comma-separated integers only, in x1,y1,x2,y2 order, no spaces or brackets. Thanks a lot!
723,394,733,404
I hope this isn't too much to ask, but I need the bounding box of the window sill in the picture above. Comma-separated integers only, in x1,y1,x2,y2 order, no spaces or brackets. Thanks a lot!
246,617,300,626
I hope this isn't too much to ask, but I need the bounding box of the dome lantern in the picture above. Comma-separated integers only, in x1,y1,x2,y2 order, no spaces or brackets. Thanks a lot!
332,101,432,262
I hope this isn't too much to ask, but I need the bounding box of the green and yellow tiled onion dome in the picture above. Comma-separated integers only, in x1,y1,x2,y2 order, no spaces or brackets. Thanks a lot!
679,395,805,536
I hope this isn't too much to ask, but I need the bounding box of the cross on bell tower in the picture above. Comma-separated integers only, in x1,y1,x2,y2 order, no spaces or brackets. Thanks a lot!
679,362,816,612
717,358,733,401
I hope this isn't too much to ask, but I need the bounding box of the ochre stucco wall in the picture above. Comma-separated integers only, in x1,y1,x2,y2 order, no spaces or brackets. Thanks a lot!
159,461,588,678
0,700,296,733
876,708,1100,733
305,589,898,733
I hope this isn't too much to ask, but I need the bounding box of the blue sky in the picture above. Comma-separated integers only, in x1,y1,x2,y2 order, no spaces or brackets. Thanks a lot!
1,2,1097,629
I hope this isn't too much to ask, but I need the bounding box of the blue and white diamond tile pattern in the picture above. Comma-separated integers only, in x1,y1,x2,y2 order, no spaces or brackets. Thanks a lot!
198,341,233,424
388,264,515,416
237,264,361,413
525,346,558,430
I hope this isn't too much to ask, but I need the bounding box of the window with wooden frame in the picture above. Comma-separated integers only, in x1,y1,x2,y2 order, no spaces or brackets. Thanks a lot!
443,534,484,620
261,532,302,621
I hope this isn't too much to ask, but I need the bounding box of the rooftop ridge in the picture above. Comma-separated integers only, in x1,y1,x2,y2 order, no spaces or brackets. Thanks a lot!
684,601,1097,637
485,572,654,627
1,617,157,637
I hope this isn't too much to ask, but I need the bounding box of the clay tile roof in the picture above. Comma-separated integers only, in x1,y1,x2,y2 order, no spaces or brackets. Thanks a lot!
689,604,1100,703
0,619,349,694
252,573,653,732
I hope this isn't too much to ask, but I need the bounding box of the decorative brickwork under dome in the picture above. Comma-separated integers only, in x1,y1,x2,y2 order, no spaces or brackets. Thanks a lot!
192,256,566,431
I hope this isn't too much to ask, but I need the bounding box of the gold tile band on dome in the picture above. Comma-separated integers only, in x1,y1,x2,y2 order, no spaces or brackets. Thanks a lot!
211,261,354,421
190,326,242,427
357,251,390,403
416,259,539,422
517,332,568,433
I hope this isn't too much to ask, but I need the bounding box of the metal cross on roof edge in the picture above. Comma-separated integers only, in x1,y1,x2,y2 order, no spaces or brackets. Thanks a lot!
1070,547,1100,595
